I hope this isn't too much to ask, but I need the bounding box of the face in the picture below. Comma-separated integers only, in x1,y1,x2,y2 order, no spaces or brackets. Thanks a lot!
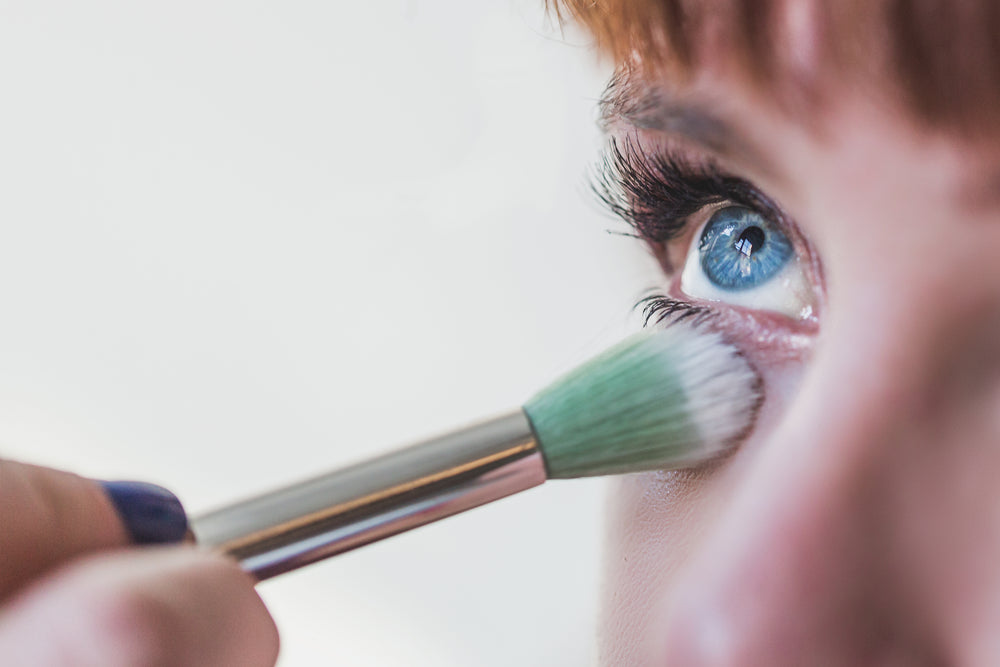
594,7,1000,665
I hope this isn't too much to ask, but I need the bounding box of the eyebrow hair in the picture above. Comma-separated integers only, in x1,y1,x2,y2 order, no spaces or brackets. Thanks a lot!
599,75,778,176
600,71,1000,215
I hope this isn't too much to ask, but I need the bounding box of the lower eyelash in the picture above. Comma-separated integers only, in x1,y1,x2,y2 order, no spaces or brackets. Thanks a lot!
636,293,713,327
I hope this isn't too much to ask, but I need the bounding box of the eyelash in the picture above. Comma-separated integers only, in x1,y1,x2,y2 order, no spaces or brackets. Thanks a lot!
592,136,782,244
593,136,798,328
635,293,712,327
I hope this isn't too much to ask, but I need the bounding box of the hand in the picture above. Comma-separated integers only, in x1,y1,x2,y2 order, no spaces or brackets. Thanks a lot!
0,460,279,666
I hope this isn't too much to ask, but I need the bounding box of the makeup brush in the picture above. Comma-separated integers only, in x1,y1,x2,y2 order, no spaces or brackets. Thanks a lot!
191,321,759,580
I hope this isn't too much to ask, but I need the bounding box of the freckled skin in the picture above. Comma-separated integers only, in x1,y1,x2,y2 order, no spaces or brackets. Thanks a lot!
599,54,1000,667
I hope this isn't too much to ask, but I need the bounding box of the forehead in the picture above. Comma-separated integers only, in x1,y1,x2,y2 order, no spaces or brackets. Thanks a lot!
555,0,1000,137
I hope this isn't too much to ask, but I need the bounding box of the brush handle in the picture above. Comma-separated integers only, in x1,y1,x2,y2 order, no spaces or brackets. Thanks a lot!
190,410,544,580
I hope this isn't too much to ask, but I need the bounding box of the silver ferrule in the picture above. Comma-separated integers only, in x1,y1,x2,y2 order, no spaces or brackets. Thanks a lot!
190,410,544,580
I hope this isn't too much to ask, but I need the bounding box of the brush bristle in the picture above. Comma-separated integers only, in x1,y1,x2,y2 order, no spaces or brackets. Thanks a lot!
523,323,760,478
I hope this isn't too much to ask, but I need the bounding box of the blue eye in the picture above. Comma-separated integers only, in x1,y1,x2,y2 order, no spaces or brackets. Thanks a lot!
698,206,793,290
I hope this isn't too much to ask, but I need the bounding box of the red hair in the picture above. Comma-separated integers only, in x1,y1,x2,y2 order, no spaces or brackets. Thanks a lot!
549,0,1000,135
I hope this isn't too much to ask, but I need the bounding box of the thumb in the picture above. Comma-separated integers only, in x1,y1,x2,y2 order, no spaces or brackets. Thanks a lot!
0,460,187,601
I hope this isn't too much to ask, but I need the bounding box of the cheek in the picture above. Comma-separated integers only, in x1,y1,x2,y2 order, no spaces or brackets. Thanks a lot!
599,357,805,662
600,470,719,664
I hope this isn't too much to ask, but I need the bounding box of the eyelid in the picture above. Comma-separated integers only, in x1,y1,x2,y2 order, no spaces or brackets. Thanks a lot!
597,134,824,354
641,290,819,363
593,135,790,246
594,135,819,287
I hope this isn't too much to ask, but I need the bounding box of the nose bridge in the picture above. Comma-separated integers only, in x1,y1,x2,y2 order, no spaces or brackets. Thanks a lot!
659,298,984,664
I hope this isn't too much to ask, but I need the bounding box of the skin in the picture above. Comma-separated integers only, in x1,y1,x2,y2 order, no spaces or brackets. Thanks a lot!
3,6,998,666
598,11,1000,667
0,462,279,666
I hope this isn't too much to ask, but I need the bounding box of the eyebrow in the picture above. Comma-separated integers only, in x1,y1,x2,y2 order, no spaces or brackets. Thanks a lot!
599,78,778,177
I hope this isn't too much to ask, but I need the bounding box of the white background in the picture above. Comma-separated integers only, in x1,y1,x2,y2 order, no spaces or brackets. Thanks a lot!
0,2,659,664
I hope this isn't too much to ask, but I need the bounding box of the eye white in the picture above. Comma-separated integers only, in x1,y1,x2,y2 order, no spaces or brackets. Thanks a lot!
679,216,816,319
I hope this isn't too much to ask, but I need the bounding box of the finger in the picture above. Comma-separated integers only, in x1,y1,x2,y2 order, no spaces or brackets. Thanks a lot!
0,547,279,667
0,460,187,600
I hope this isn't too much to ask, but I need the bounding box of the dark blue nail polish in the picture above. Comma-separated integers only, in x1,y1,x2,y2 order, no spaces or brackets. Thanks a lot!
99,481,189,545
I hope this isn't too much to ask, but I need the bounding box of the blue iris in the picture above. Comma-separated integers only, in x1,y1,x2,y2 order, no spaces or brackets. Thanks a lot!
698,206,793,290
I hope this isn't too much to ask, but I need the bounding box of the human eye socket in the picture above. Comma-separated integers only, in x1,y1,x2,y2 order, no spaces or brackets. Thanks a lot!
594,136,820,331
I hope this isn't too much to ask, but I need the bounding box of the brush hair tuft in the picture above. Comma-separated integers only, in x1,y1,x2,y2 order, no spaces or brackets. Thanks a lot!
524,323,760,478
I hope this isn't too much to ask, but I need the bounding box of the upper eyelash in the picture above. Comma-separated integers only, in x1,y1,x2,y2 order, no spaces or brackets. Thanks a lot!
591,136,780,243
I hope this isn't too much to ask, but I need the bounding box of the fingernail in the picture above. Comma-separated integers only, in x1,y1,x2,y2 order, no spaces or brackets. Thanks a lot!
99,481,189,545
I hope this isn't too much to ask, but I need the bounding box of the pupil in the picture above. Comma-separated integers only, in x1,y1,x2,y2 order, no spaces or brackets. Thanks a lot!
735,225,766,257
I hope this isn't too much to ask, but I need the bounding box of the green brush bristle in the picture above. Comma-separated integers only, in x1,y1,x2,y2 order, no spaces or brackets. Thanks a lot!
523,324,759,478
